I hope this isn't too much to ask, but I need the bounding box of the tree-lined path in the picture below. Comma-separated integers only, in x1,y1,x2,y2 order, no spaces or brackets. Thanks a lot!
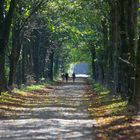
1,0,140,139
0,78,95,140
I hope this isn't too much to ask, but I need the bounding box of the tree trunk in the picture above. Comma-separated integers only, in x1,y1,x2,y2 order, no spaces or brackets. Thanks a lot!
90,46,96,80
0,0,16,92
49,52,54,81
8,26,21,87
133,0,139,108
106,2,115,89
54,58,59,79
112,2,120,93
0,46,7,92
118,0,129,98
127,0,138,102
134,38,140,109
22,45,27,84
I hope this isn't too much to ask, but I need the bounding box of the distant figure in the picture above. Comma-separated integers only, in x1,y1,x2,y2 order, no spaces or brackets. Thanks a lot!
61,73,65,81
72,72,76,82
65,73,69,83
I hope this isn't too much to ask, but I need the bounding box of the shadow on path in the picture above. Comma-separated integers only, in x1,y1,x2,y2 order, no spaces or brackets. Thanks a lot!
0,78,96,140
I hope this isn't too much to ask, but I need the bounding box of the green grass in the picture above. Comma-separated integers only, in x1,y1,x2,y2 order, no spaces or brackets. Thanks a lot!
87,82,140,140
14,82,52,93
92,83,109,93
0,82,51,105
20,84,45,92
0,82,52,118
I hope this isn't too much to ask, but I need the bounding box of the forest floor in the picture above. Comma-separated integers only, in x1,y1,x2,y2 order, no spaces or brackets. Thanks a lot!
0,78,96,140
86,83,140,140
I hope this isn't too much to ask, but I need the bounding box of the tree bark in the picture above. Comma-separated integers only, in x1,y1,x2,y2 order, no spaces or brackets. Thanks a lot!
134,38,140,109
49,52,54,81
0,0,16,92
112,2,120,93
127,0,138,102
118,0,129,98
21,44,27,84
8,26,21,87
89,45,96,80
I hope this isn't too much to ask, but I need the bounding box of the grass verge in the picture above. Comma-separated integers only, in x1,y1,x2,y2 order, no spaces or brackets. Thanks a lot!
0,83,54,119
86,82,140,140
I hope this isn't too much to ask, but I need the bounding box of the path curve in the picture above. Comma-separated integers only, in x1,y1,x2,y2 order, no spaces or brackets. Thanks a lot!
0,78,96,140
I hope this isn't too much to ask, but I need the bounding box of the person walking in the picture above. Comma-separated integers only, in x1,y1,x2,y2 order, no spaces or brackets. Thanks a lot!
72,72,76,82
65,73,69,83
61,73,65,81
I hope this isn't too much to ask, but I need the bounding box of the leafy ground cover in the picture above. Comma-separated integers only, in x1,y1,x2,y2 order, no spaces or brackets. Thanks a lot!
0,83,54,119
86,83,140,140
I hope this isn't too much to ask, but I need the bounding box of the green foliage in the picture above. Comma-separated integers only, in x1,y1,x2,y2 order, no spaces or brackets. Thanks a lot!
92,83,109,93
87,82,139,140
35,1,107,68
20,84,45,92
2,0,111,87
15,81,53,93
69,46,91,63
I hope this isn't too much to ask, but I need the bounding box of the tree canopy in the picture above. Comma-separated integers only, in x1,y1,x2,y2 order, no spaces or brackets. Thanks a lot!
0,0,140,109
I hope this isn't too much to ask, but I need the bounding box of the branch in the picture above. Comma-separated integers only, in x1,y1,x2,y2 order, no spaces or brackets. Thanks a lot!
4,0,16,38
5,0,16,22
0,0,5,25
20,0,45,31
118,57,134,68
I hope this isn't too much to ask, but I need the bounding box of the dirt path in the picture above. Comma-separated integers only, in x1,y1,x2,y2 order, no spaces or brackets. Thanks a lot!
0,78,96,140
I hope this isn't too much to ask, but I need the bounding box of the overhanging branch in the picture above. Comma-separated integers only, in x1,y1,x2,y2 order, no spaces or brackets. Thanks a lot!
118,57,134,68
20,0,46,31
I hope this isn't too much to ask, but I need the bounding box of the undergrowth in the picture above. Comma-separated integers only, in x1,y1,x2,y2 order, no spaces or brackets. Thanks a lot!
86,82,140,140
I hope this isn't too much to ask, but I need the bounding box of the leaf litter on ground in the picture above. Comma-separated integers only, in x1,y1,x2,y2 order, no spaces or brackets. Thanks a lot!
85,83,140,140
0,83,54,119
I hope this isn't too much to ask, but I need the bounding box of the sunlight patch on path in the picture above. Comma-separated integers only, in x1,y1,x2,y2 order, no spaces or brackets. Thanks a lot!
0,80,96,140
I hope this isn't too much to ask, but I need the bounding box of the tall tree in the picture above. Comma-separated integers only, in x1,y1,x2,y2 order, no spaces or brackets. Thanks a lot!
0,0,16,92
8,0,45,87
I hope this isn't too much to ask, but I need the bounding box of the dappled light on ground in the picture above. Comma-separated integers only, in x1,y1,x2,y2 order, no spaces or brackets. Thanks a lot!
0,79,95,140
86,84,140,140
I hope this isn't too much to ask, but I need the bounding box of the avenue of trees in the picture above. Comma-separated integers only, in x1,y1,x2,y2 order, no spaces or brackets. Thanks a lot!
0,0,140,109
